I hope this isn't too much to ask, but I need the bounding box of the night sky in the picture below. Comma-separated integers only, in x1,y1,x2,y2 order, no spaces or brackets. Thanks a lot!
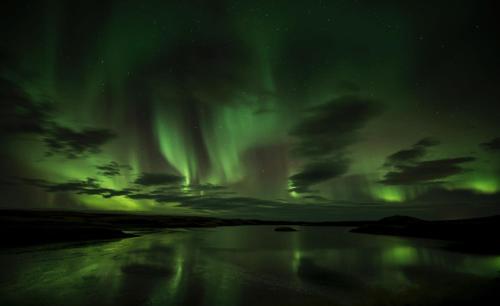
1,0,500,220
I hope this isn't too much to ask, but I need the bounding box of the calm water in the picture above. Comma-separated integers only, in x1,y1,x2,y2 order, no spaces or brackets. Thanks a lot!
1,226,500,306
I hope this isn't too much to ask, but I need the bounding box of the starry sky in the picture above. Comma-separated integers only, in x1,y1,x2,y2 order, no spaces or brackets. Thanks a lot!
1,0,500,220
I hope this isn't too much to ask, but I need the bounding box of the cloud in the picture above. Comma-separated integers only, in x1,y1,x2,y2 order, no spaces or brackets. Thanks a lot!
289,160,349,193
181,183,227,192
43,126,116,159
134,173,185,186
21,173,231,206
381,138,474,185
81,188,135,198
43,177,101,192
22,177,135,198
381,157,475,185
290,95,381,158
0,77,117,159
179,196,282,212
302,195,329,202
97,161,132,177
127,192,188,202
481,137,500,151
384,137,440,167
0,78,53,135
126,182,232,204
289,95,382,192
414,137,441,147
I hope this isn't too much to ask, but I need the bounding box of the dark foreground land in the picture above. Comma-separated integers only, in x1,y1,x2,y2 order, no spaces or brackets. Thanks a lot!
0,209,369,247
3,209,500,253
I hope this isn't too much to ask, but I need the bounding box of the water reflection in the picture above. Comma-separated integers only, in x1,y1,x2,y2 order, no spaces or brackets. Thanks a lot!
1,226,499,306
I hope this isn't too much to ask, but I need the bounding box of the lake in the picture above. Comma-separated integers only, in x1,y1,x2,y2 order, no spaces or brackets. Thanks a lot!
1,226,499,306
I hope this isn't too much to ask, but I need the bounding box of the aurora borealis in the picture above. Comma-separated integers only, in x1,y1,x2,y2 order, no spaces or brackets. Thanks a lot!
1,0,500,220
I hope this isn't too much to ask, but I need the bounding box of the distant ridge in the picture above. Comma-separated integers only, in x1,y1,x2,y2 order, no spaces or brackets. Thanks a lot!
351,214,500,253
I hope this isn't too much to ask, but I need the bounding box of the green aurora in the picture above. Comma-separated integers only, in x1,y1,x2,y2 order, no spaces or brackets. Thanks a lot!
1,0,500,220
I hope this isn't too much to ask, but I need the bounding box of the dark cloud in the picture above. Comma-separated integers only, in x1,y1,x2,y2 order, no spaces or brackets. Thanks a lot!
384,137,440,167
82,188,135,198
414,137,440,148
0,78,53,135
134,173,185,186
289,160,349,193
127,182,232,204
97,161,132,177
290,95,381,158
22,177,135,198
289,95,382,192
44,177,101,192
22,174,231,206
127,192,188,203
0,77,117,159
21,177,99,192
302,195,329,202
381,138,474,185
44,126,116,159
481,137,500,151
182,183,227,192
180,196,281,212
381,157,475,185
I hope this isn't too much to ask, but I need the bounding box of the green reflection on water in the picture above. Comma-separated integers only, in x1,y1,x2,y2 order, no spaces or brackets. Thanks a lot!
382,246,418,266
291,230,302,275
1,227,500,306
